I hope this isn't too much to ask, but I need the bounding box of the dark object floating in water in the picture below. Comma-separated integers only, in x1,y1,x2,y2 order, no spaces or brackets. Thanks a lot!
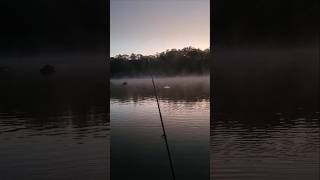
122,82,127,85
40,65,55,75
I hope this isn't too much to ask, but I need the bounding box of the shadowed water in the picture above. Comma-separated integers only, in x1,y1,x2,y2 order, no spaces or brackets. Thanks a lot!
211,111,319,180
0,54,109,180
111,76,210,180
211,47,319,180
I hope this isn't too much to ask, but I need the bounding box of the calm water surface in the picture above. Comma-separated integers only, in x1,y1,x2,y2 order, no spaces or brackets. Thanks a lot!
211,47,319,180
0,54,109,180
111,76,210,180
211,111,319,180
0,109,109,180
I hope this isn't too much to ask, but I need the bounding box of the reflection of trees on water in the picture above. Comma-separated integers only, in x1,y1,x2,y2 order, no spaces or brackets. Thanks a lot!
212,47,319,130
0,74,109,137
110,76,210,104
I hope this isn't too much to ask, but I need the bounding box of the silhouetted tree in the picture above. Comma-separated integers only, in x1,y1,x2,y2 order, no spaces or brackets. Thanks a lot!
110,47,210,77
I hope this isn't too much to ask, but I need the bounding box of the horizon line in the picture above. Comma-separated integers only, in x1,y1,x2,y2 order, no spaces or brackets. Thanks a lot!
110,46,210,58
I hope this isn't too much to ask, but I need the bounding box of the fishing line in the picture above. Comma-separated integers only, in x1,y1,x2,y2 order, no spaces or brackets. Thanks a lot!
148,59,176,180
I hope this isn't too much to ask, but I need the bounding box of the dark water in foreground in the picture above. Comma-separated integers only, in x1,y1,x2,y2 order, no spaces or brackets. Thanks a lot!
211,111,319,180
111,76,210,180
0,54,109,180
211,47,319,180
0,109,109,180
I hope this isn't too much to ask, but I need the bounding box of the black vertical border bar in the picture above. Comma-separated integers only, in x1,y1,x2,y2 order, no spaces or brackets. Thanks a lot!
106,0,110,180
210,1,213,124
106,0,110,113
209,0,214,178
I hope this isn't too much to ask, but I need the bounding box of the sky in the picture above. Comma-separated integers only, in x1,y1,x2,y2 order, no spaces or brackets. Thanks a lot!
110,0,210,57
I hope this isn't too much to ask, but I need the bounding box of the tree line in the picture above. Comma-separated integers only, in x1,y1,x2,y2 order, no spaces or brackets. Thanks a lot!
110,47,209,77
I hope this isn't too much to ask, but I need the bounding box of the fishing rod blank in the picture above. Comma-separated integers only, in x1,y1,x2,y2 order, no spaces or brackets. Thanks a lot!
149,59,176,180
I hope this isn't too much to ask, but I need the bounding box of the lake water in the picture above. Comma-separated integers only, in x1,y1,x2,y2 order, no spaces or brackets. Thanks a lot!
0,108,109,180
0,54,109,180
1,49,319,179
211,47,319,180
211,111,319,180
110,76,210,180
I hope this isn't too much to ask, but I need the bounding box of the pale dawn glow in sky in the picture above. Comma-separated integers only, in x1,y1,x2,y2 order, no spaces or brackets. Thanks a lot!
110,0,210,57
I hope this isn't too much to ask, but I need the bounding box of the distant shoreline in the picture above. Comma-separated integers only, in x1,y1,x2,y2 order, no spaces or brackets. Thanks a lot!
110,47,210,78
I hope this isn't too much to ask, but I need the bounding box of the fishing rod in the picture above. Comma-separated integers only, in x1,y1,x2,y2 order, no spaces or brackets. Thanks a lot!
148,59,176,180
